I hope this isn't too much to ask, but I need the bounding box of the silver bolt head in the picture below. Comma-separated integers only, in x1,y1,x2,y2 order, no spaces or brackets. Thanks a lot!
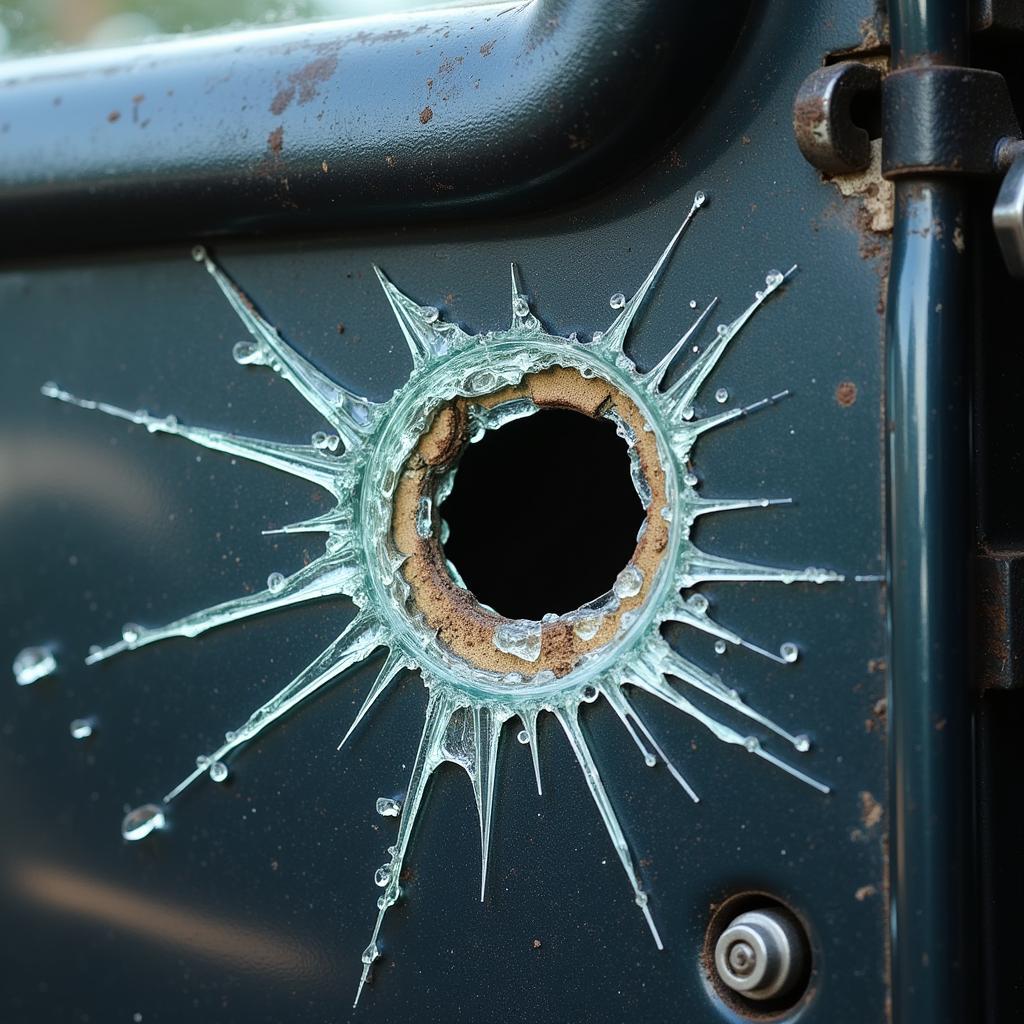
713,908,807,1001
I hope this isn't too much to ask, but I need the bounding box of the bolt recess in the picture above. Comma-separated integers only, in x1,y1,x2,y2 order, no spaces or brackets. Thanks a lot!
713,907,808,1001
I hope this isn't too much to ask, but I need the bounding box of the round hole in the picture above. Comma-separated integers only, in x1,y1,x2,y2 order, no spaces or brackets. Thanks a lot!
441,408,645,620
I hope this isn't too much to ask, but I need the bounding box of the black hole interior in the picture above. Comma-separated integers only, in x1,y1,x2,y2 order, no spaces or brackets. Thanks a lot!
441,408,646,620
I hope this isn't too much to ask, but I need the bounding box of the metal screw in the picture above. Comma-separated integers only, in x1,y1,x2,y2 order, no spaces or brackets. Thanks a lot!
713,907,807,1001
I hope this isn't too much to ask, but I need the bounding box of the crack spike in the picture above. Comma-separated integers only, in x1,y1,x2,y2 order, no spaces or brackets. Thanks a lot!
472,706,503,902
162,609,383,804
654,643,806,749
372,264,454,369
354,691,457,1007
262,509,354,537
662,596,789,666
598,189,706,356
662,262,793,413
684,495,792,524
604,684,699,802
194,247,376,448
85,550,361,665
642,298,719,392
338,648,410,750
679,547,845,589
42,382,343,495
555,703,663,950
519,709,543,796
628,658,828,794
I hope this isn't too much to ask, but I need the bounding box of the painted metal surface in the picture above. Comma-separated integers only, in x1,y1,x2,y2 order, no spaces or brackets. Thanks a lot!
0,2,889,1022
0,0,750,249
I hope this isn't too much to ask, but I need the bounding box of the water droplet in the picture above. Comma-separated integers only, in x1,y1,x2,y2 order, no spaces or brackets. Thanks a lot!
12,646,56,686
609,292,626,310
684,471,699,487
513,295,529,318
613,564,644,599
121,803,166,842
224,730,237,743
121,623,141,644
232,340,261,365
415,496,433,539
743,736,760,752
693,190,706,207
421,305,439,323
689,299,698,310
517,729,530,745
311,431,329,450
88,644,101,658
780,642,799,663
635,890,649,908
644,753,656,767
326,434,340,452
715,387,729,404
794,734,811,753
69,718,94,739
766,269,784,288
681,406,695,421
502,672,524,686
266,572,286,594
361,942,380,965
374,864,391,887
191,245,206,263
582,685,599,703
208,760,228,783
541,612,558,623
493,619,542,662
619,611,637,631
687,593,709,614
573,614,601,641
714,639,727,655
376,797,401,818
592,330,605,345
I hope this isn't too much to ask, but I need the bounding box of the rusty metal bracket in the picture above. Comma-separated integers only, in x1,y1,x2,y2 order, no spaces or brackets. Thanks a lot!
793,61,882,174
881,66,1020,178
977,550,1024,690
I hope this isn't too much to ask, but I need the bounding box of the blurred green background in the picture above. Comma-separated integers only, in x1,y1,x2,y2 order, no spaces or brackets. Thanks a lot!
0,0,430,57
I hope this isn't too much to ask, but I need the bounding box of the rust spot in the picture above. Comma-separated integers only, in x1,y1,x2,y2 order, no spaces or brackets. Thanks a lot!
107,110,121,123
859,790,883,830
321,160,329,173
269,54,339,115
385,154,396,168
419,106,433,124
835,380,858,407
267,126,284,154
480,40,495,56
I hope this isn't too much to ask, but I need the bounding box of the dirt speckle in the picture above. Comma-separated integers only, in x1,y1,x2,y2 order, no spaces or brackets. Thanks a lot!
480,40,495,56
531,938,542,949
419,106,433,124
859,790,883,830
107,110,121,123
855,884,878,901
267,126,284,153
835,380,858,407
